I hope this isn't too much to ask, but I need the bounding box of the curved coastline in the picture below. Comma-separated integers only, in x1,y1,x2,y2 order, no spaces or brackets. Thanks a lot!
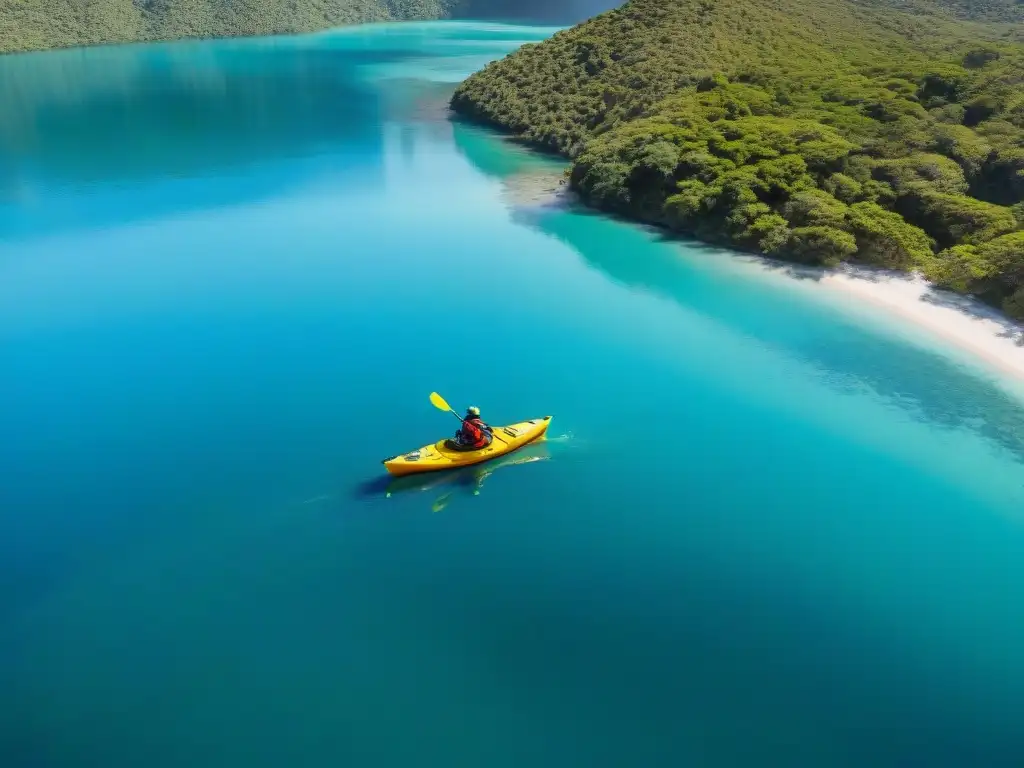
453,123,1024,392
449,0,1024,349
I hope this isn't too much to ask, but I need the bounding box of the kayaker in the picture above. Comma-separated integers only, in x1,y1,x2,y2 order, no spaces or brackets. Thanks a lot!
454,406,493,450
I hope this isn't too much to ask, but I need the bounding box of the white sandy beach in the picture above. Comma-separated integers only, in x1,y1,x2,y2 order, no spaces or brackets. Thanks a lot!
822,269,1024,376
723,256,1024,388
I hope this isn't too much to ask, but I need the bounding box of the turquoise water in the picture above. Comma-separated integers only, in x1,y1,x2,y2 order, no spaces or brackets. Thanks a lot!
3,21,1024,767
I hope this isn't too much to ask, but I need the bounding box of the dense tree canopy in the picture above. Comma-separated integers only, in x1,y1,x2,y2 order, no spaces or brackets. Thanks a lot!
0,0,460,53
452,0,1024,318
0,0,615,53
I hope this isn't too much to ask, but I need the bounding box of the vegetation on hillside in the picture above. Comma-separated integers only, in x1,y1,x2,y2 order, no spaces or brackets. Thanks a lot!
451,0,1024,318
0,0,614,53
0,0,459,54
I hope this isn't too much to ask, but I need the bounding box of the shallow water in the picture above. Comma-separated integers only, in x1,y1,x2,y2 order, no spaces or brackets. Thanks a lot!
2,21,1024,768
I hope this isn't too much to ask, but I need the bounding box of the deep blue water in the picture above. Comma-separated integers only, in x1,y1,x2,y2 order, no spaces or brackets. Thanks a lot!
2,21,1024,768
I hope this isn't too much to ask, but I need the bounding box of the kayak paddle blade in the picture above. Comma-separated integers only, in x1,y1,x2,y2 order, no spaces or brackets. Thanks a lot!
430,391,453,413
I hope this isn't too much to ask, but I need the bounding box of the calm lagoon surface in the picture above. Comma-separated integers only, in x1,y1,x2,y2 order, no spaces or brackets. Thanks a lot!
2,21,1023,768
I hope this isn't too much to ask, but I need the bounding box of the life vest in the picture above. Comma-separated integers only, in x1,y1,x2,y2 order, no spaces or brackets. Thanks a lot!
460,417,491,449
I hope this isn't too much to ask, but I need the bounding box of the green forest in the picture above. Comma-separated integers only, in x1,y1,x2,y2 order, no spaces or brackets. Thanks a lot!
0,0,458,53
0,0,622,54
452,0,1024,318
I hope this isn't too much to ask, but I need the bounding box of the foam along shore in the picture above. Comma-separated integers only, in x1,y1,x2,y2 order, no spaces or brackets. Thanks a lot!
711,255,1024,390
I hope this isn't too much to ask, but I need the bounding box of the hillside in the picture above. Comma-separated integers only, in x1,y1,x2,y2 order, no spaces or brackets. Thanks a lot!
0,0,458,54
451,0,1024,318
0,0,617,54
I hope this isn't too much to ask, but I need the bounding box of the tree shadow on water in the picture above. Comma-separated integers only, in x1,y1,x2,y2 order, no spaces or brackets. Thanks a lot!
919,289,1024,347
0,42,459,230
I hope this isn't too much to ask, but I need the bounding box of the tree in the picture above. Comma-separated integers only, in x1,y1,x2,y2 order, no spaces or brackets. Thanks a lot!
848,202,934,268
789,226,858,265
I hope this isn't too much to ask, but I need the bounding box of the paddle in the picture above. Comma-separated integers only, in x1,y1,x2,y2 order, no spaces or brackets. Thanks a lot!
429,391,507,445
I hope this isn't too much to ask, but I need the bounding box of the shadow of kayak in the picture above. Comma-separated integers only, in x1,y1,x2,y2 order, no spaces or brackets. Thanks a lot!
353,438,552,512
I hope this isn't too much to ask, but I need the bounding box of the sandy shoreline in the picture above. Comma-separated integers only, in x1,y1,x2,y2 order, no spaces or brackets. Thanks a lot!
822,270,1024,377
501,180,1024,392
723,255,1024,388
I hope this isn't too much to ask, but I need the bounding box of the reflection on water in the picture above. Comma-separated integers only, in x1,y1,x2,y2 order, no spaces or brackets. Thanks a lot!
354,439,553,511
0,24,558,238
0,46,386,190
0,44,393,240
0,23,559,196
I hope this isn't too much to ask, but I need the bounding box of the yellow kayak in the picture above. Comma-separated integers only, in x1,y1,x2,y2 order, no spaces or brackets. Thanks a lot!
382,416,551,476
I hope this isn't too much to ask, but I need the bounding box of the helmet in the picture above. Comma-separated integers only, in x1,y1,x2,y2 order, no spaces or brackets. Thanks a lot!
467,406,481,416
